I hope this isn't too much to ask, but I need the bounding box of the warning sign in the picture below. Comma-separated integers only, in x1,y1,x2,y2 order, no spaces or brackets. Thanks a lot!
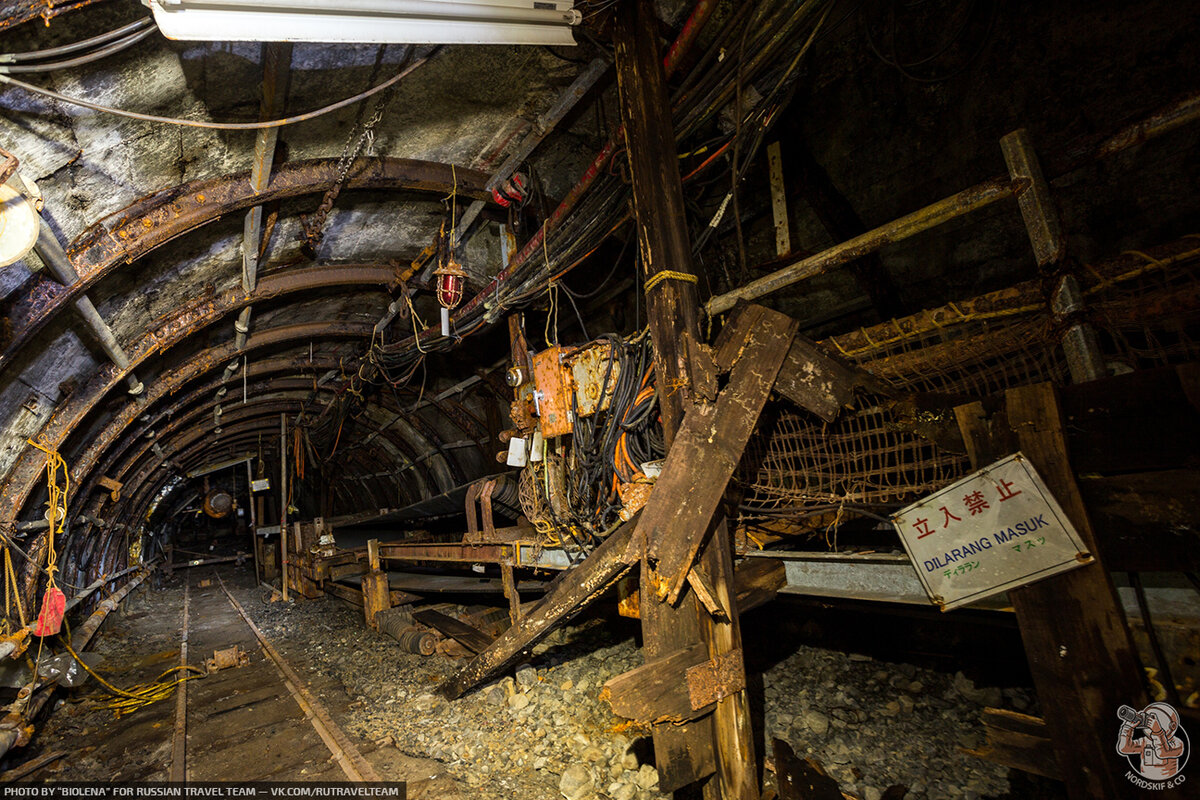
891,452,1093,611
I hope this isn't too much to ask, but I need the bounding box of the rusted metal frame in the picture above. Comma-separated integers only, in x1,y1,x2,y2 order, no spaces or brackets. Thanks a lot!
115,401,308,491
1,319,373,595
112,423,292,537
8,263,392,528
107,390,324,488
68,363,341,542
57,328,360,527
0,0,110,31
82,371,333,497
110,412,417,544
1,158,488,373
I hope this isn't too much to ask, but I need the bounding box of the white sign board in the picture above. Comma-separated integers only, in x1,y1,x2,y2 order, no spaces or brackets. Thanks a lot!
891,452,1093,611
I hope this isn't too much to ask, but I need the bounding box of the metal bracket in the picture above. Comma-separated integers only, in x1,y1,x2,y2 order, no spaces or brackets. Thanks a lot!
685,647,745,711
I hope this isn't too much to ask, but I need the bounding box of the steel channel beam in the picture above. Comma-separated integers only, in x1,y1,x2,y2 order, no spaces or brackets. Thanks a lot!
743,550,1009,610
378,541,571,570
1,159,489,373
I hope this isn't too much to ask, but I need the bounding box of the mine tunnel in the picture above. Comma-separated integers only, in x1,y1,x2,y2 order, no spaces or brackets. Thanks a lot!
0,1,1198,798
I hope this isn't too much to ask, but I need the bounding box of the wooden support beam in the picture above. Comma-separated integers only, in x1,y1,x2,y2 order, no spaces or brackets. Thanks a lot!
615,0,760,793
964,708,1060,781
641,305,797,605
954,383,1145,799
767,142,790,257
441,518,635,698
413,609,493,655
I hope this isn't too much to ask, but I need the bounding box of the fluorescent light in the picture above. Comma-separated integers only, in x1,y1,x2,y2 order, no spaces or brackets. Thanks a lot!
146,0,581,45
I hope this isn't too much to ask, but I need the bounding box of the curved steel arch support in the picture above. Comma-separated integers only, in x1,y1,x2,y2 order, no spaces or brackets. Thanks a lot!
1,159,489,373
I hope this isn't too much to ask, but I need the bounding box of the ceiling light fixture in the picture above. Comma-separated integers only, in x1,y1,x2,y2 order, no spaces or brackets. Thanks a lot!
144,0,581,45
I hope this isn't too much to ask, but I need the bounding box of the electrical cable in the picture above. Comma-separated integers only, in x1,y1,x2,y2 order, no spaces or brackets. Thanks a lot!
0,18,152,63
0,54,430,129
0,26,156,74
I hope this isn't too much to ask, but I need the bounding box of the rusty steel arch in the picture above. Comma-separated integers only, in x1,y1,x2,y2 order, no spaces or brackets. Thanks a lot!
0,158,490,372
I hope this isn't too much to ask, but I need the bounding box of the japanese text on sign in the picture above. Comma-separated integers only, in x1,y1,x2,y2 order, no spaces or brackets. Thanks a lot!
892,452,1092,611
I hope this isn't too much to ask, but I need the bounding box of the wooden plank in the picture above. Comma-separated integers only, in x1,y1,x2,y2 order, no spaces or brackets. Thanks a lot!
767,142,790,257
955,384,1146,800
733,558,786,615
600,642,713,725
643,306,797,605
412,609,493,654
440,518,635,698
772,335,882,422
963,708,1060,780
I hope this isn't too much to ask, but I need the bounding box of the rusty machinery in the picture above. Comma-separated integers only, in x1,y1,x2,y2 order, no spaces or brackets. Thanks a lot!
503,316,664,551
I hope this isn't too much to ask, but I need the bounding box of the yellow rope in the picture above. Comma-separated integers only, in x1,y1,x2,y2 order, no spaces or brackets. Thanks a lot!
644,270,698,294
25,439,67,588
59,632,206,718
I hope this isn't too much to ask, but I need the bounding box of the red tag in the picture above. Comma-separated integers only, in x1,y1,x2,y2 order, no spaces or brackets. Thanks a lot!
32,587,66,637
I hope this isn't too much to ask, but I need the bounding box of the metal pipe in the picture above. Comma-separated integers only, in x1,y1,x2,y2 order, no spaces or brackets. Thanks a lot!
280,413,288,602
34,220,144,395
706,178,1025,316
163,0,581,25
453,56,610,247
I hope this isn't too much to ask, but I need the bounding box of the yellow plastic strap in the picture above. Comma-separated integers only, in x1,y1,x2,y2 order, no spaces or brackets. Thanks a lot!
644,270,699,293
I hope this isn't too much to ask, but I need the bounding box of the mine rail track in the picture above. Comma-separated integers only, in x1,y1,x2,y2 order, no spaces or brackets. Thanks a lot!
168,572,381,782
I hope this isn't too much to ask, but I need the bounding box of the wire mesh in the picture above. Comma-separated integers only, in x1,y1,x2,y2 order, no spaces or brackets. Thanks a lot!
737,236,1200,536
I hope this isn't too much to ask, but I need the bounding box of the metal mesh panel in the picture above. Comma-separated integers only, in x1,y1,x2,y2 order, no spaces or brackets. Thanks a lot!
737,236,1200,530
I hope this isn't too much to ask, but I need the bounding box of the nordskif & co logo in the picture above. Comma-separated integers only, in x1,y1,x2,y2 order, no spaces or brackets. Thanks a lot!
1117,702,1189,789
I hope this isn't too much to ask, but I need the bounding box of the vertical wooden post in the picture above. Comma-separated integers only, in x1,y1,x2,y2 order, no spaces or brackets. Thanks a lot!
955,384,1145,800
614,1,757,795
280,413,289,601
362,538,389,630
767,142,790,257
1001,129,1106,383
501,562,521,626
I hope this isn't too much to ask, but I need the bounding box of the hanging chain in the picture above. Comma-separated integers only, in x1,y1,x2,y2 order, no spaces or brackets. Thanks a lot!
300,88,396,255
